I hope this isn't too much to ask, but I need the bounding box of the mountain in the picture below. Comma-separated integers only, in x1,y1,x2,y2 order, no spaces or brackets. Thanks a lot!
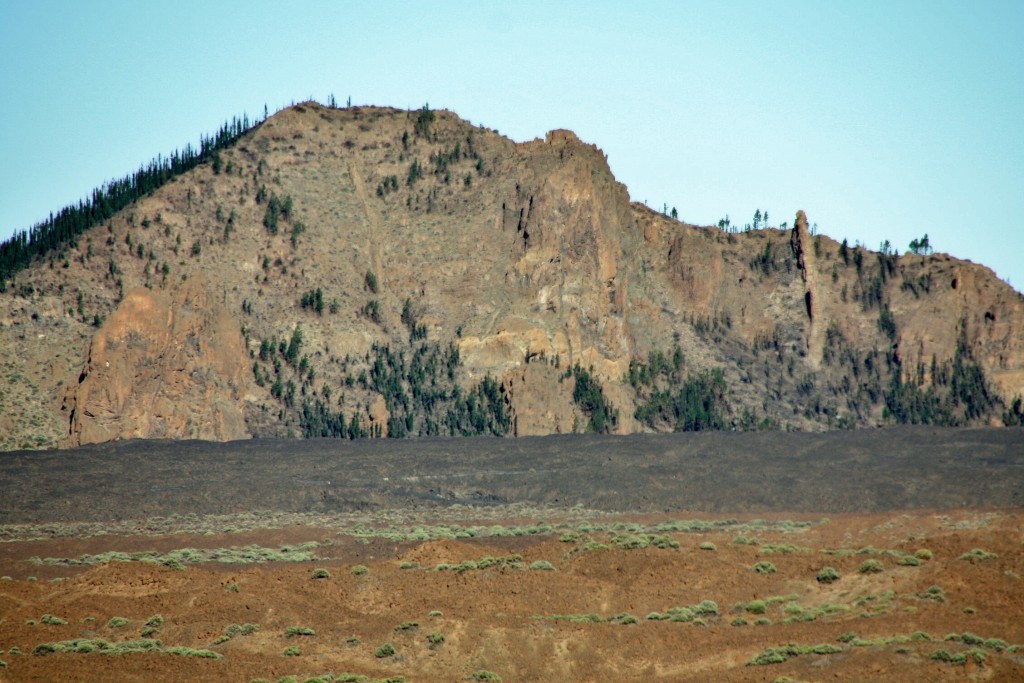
1,102,1022,451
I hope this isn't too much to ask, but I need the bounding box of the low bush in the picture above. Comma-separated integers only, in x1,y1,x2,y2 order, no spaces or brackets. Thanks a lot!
375,643,396,658
859,559,884,574
284,627,315,637
958,548,998,562
816,567,841,584
753,562,777,574
311,568,330,579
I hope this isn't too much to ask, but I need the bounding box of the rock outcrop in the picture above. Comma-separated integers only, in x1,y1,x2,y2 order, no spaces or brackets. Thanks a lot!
62,276,251,445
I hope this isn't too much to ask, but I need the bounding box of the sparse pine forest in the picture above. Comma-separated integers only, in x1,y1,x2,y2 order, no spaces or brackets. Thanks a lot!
0,115,258,288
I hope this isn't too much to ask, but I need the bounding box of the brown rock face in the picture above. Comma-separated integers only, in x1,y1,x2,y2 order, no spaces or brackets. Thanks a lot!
63,277,251,445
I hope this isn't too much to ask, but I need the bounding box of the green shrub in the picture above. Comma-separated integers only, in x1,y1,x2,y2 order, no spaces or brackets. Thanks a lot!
746,600,766,615
753,561,777,574
399,561,418,570
920,585,945,602
165,646,222,659
859,559,884,574
394,621,418,632
837,632,858,643
225,623,259,637
285,627,315,637
911,631,932,641
145,615,164,628
816,567,841,583
914,548,933,560
375,643,396,658
345,636,361,646
426,632,445,647
283,645,301,656
472,672,502,682
958,548,998,562
699,542,717,551
731,617,749,626
755,618,772,626
311,568,330,579
351,565,369,575
897,555,920,566
40,614,68,625
428,610,443,617
529,560,556,571
107,617,129,629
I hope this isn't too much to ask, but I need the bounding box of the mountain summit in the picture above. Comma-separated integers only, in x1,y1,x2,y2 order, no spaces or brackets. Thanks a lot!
2,102,1022,450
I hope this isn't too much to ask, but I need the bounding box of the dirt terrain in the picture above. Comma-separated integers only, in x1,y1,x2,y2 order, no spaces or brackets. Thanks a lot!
1,429,1023,682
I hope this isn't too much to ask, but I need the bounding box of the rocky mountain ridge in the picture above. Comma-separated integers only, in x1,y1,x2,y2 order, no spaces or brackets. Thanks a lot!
1,102,1022,450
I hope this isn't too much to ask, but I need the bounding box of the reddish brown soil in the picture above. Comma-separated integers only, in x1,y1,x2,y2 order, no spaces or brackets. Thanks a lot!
1,509,1022,682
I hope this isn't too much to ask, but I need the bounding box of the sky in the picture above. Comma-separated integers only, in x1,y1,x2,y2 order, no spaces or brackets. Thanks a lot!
2,0,1022,291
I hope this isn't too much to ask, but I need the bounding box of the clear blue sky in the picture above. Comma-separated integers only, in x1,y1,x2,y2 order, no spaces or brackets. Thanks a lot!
2,0,1021,291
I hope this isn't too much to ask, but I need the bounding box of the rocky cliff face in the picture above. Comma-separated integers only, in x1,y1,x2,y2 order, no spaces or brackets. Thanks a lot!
62,276,251,445
1,102,1022,450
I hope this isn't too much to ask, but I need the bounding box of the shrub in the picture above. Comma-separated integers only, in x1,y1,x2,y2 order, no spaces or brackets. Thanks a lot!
311,568,330,579
958,548,998,562
746,600,766,615
897,555,920,567
753,561,777,574
375,643,396,658
165,646,222,659
472,672,502,682
351,565,369,575
145,615,164,628
426,632,444,647
108,617,129,629
283,646,301,656
40,614,68,625
755,618,772,626
699,542,717,551
394,621,418,633
285,627,316,637
816,567,841,584
345,636,361,646
529,560,555,571
732,617,749,626
428,610,443,618
914,548,933,560
837,632,858,643
225,623,259,637
399,561,418,570
859,559,884,574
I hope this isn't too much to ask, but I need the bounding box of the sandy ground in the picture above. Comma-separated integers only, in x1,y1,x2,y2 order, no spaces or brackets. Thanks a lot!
1,429,1022,681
